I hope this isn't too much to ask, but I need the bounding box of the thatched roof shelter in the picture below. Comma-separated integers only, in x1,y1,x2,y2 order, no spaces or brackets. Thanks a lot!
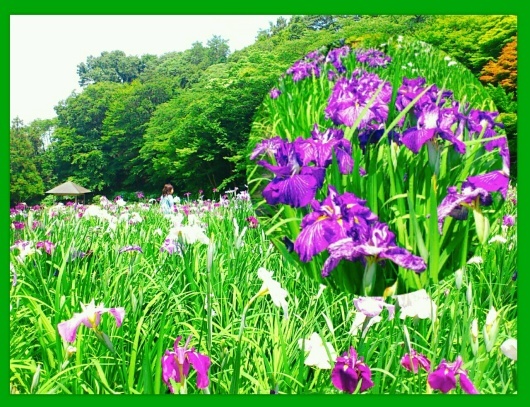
46,181,91,204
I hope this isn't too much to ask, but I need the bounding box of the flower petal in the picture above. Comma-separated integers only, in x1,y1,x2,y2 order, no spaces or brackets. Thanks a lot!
464,170,510,199
353,296,386,318
186,350,212,389
331,364,359,393
380,247,427,272
108,307,125,327
428,364,456,393
401,127,436,154
58,313,87,343
500,338,517,361
459,372,479,394
161,351,178,393
294,218,345,262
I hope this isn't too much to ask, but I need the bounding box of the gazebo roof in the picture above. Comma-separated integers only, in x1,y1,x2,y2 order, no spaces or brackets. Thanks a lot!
46,181,91,196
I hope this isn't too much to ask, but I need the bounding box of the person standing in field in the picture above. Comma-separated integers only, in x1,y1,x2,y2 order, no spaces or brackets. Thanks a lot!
160,184,175,214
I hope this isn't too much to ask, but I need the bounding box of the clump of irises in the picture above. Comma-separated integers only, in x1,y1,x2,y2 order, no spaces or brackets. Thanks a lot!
400,349,478,394
286,49,326,82
355,48,392,68
250,34,510,297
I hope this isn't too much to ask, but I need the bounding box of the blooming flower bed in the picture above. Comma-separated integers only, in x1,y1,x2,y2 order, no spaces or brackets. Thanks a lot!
248,35,512,297
10,35,517,395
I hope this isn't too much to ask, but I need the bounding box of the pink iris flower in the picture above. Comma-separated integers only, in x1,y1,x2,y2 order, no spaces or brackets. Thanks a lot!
428,355,478,394
161,336,211,392
401,348,431,373
57,300,125,343
331,347,374,393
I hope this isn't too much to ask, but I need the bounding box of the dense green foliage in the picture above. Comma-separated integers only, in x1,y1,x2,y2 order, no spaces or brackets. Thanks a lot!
77,50,155,87
413,15,516,75
480,38,518,175
10,118,55,203
10,15,517,206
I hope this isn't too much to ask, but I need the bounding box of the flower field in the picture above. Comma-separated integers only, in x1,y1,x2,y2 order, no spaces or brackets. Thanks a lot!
10,34,517,395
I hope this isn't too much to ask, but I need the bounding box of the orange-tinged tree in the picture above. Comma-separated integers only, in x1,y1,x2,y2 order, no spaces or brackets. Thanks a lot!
480,37,517,96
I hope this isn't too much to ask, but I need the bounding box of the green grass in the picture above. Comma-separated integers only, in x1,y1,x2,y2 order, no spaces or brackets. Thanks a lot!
10,188,517,394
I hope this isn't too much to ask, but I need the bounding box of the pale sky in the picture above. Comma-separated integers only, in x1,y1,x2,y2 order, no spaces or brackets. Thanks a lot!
10,15,290,125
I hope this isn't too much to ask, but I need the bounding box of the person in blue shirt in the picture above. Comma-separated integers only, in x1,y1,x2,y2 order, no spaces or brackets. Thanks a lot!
160,183,175,214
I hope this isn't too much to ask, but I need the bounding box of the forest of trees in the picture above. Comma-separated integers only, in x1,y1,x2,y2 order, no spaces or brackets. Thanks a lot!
10,15,517,205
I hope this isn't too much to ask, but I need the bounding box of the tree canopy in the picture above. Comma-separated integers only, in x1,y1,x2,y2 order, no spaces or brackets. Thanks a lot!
11,16,518,205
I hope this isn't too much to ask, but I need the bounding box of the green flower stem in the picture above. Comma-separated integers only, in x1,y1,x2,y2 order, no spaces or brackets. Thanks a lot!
230,291,262,394
428,174,440,284
94,329,129,394
362,260,377,296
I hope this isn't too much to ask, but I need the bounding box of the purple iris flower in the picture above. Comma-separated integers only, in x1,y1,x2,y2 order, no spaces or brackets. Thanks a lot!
250,136,284,161
118,245,143,254
463,170,510,200
335,190,379,230
395,77,452,134
354,296,395,319
246,216,259,228
437,186,486,234
450,104,511,171
12,221,25,230
286,50,325,82
161,336,211,392
438,170,510,233
395,77,428,112
294,186,349,262
503,215,515,227
401,103,466,154
160,238,182,255
294,186,376,262
36,240,56,255
466,109,504,146
307,124,354,174
355,48,392,68
428,356,478,394
331,347,374,393
325,70,392,130
401,349,431,373
322,222,427,278
256,138,325,208
395,77,453,125
270,87,281,99
15,203,27,211
325,45,351,74
470,117,512,174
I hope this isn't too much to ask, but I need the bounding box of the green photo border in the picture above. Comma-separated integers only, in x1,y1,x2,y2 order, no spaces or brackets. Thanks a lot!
3,1,525,406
